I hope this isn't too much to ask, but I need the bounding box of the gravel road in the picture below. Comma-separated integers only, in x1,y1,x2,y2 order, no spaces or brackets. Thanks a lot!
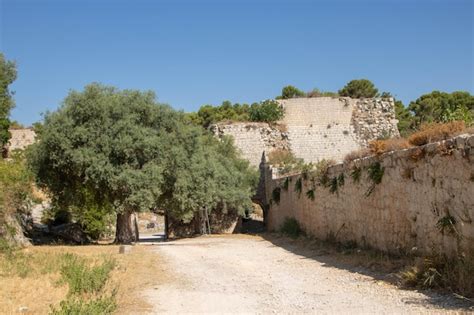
144,235,472,314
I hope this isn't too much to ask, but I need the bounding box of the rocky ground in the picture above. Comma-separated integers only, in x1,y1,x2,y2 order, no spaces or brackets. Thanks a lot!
144,234,472,314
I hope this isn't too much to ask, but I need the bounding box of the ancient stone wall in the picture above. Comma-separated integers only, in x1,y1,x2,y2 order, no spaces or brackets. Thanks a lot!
7,128,37,154
265,134,474,257
211,97,399,167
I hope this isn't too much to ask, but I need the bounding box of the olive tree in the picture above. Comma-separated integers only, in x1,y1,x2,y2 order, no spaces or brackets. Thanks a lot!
28,84,258,243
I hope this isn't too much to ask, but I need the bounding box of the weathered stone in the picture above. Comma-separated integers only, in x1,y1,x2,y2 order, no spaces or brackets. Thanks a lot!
265,135,474,257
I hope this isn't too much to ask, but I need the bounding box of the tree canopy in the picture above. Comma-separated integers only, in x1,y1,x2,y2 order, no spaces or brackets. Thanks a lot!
338,79,379,98
408,91,474,127
0,53,17,151
28,84,258,243
187,99,284,128
277,85,306,99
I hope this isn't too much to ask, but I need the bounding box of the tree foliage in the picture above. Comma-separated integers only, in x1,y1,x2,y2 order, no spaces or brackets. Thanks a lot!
0,53,17,151
249,100,284,123
338,79,379,98
188,99,284,128
28,84,258,242
277,85,306,99
408,91,474,127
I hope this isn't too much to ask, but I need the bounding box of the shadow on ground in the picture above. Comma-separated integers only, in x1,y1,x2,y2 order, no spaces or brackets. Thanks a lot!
259,232,473,311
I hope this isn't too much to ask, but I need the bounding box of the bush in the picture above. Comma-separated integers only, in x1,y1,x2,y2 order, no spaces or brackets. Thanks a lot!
267,149,304,174
279,217,303,238
0,154,34,249
408,121,466,146
277,85,305,99
59,253,116,295
249,100,284,123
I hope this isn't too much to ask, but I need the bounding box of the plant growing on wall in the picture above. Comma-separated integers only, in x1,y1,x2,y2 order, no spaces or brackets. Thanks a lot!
365,162,385,196
351,166,362,183
329,177,339,194
282,177,290,191
436,214,459,237
337,173,345,186
306,189,315,201
272,187,281,205
294,177,302,196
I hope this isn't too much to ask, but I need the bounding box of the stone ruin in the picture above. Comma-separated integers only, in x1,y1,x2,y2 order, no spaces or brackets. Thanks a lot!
211,97,399,167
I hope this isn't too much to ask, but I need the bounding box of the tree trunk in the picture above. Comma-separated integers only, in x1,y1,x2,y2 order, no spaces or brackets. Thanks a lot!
115,209,138,244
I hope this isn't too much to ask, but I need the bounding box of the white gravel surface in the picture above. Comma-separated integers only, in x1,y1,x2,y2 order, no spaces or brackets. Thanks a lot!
144,235,472,314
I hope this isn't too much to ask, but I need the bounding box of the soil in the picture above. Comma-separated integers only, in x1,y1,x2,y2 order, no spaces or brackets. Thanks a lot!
144,234,473,314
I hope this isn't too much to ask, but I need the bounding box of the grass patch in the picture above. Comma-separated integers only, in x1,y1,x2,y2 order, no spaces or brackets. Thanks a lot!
0,245,167,314
59,253,116,295
50,294,116,315
401,252,474,298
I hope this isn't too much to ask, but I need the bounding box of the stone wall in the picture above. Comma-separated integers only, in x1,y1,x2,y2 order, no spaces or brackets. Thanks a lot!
265,134,474,257
7,128,37,154
211,97,399,167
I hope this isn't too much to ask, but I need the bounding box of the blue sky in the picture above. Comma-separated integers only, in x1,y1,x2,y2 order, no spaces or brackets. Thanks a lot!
1,0,473,126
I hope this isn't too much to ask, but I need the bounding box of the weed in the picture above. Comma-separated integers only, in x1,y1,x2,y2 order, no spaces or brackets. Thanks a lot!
50,294,117,315
368,162,385,184
294,177,302,195
366,162,385,196
306,189,315,201
337,173,345,186
351,166,362,183
329,177,338,194
272,187,281,205
401,252,474,298
282,177,289,191
436,214,458,236
59,253,116,295
280,217,304,238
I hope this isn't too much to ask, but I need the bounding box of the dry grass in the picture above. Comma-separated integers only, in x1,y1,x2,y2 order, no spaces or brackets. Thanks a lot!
408,121,466,146
0,245,169,314
368,138,412,155
344,121,473,163
344,148,371,163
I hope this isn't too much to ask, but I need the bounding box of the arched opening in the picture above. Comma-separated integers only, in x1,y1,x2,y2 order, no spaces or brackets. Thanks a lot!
241,202,266,233
136,210,166,243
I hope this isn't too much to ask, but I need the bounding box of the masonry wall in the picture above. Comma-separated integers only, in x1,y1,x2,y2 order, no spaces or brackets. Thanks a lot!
212,97,399,168
266,134,474,257
7,128,36,153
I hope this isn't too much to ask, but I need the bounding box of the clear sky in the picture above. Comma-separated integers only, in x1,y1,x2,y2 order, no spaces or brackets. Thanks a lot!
1,0,473,126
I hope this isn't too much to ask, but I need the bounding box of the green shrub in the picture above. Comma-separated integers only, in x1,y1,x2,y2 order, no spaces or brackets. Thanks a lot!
249,100,284,123
280,217,303,238
59,254,116,295
50,295,116,315
277,85,305,99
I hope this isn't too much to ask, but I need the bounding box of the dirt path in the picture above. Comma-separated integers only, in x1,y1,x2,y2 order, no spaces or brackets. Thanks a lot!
144,235,471,314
